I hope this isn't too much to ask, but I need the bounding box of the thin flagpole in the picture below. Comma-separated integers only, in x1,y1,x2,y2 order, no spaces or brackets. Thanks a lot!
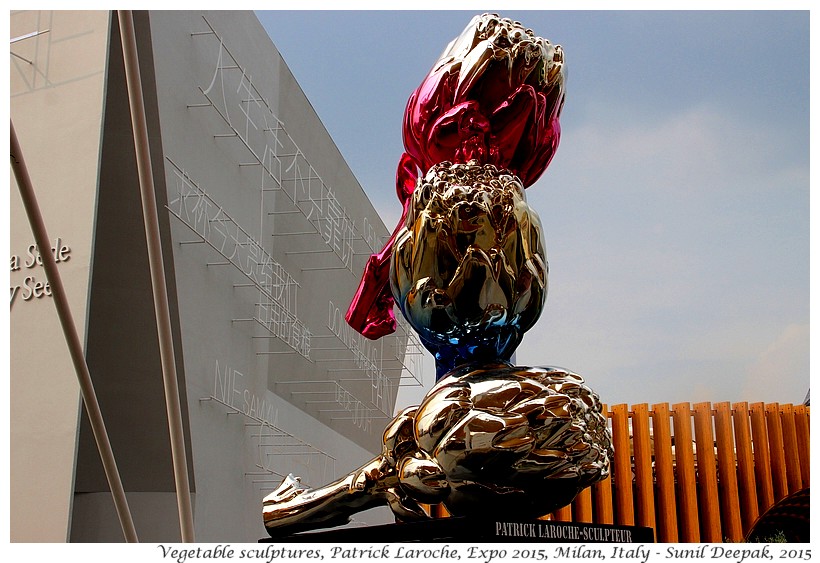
10,120,139,543
116,9,195,542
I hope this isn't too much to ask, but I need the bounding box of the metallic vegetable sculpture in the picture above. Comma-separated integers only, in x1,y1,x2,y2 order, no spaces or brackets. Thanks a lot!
391,162,547,379
345,13,564,345
263,14,612,536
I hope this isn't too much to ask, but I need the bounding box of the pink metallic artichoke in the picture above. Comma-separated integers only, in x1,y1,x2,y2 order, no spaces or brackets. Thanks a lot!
402,13,566,188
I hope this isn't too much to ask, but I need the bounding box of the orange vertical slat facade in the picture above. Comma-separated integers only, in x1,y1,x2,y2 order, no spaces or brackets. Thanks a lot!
592,404,614,524
765,403,789,501
424,401,808,543
651,403,677,542
731,402,759,534
428,504,450,518
611,404,634,526
693,402,721,542
749,402,774,512
779,404,803,493
573,487,593,523
553,503,572,522
631,404,655,539
713,402,742,542
591,480,615,524
672,402,700,542
793,404,810,486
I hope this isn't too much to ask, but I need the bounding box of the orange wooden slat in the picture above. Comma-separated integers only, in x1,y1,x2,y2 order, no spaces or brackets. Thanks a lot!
421,398,807,542
749,402,774,512
693,402,721,542
592,475,614,525
731,402,759,533
714,402,742,542
672,402,699,542
793,404,810,487
779,404,803,493
765,403,788,501
611,404,634,526
553,503,572,522
651,403,677,542
432,504,450,518
573,487,593,523
631,403,655,538
592,404,614,525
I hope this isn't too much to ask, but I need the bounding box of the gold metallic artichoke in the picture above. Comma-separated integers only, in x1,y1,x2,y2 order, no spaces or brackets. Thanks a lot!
407,362,612,517
390,161,548,378
263,362,612,535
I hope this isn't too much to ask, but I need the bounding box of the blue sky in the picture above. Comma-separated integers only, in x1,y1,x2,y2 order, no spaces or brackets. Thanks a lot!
256,10,810,408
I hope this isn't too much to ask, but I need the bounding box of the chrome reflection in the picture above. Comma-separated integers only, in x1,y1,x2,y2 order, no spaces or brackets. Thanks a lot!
263,363,612,535
390,161,547,378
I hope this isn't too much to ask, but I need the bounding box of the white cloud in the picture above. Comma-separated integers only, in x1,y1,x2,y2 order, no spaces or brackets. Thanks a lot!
554,103,803,200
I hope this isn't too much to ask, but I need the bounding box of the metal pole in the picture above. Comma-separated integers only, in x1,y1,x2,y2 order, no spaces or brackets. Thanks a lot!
10,120,139,543
116,10,195,542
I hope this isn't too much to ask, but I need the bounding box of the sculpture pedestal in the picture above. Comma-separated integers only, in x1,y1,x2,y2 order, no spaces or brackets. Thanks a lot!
262,517,654,543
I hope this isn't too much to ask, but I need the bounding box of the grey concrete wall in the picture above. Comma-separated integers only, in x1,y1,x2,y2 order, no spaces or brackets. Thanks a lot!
66,11,409,542
148,11,405,540
69,12,196,544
